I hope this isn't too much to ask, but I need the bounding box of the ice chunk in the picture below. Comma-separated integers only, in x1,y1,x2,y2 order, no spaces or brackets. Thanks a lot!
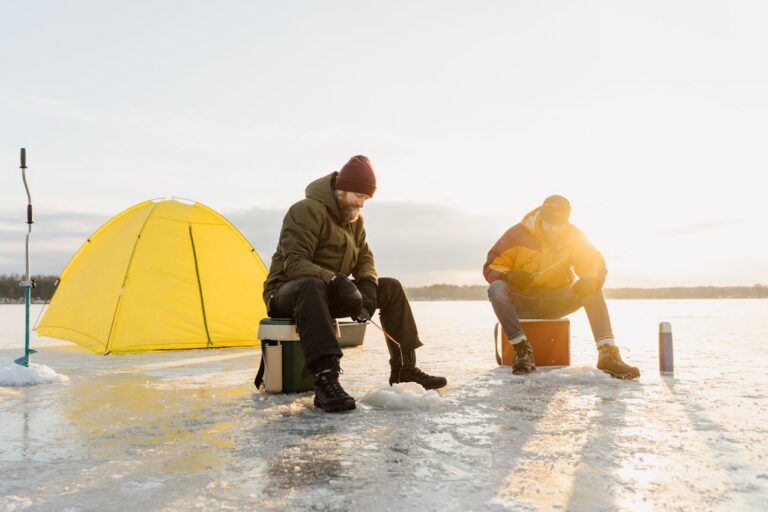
534,365,616,384
0,363,69,387
0,495,33,511
362,382,442,410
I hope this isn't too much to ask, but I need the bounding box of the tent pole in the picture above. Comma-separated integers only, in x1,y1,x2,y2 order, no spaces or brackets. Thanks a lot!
189,225,212,347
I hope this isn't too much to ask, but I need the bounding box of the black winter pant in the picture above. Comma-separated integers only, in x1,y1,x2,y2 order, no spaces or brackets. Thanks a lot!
267,277,423,369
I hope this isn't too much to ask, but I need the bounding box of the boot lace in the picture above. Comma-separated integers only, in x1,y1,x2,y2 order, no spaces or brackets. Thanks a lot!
407,367,430,379
317,369,349,398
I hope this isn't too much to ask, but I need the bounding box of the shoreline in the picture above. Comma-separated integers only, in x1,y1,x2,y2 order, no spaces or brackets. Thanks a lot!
2,297,768,305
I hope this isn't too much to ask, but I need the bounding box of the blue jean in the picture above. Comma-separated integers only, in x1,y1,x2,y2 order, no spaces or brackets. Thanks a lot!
487,280,614,344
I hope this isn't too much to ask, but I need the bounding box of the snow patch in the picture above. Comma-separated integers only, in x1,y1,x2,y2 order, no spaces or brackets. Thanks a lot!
362,382,442,410
533,365,616,384
0,495,33,511
0,363,69,387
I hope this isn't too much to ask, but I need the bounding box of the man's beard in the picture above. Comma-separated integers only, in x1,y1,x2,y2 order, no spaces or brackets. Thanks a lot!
340,204,361,222
334,190,362,222
334,193,361,222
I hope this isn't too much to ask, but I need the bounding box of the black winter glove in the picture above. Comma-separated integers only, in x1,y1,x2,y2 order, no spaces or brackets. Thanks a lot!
352,307,371,323
356,278,378,316
504,270,534,290
329,273,363,316
571,278,602,297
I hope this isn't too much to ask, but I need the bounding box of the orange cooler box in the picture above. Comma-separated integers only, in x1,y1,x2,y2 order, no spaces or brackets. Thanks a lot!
495,319,570,367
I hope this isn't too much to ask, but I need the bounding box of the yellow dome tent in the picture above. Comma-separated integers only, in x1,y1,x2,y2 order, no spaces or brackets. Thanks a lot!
37,199,268,354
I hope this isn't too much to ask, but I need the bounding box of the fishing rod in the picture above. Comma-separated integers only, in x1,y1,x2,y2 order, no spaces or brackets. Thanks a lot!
15,148,37,367
530,257,568,279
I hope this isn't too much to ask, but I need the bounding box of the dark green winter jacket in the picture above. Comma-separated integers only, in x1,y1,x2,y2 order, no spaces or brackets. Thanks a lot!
263,172,378,306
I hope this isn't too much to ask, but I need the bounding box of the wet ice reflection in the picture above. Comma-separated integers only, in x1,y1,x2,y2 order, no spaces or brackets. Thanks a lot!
1,300,767,510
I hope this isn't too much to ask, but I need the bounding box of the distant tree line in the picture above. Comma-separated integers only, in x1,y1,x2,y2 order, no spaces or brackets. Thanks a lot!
404,283,768,300
0,274,60,303
2,275,766,302
603,285,768,299
405,284,489,301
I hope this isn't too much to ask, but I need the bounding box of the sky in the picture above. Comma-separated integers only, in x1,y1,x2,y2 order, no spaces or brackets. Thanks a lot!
1,1,766,287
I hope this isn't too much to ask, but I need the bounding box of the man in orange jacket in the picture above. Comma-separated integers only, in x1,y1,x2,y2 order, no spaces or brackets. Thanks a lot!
484,195,640,379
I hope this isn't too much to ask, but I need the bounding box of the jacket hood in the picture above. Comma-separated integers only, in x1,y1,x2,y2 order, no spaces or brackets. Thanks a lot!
521,207,541,236
305,172,344,220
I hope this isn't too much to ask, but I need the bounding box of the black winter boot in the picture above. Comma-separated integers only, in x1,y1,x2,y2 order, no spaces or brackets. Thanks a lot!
388,348,447,390
512,339,536,375
597,344,640,380
311,356,356,412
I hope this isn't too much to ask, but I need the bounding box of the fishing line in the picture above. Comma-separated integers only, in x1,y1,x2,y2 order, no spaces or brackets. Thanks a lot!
367,318,404,383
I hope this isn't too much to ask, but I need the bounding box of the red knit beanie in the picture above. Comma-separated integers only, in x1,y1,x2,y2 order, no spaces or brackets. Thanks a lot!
335,155,376,197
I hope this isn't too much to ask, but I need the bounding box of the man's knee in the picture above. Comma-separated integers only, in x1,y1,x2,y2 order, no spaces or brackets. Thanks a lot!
487,280,510,304
378,277,403,295
377,277,406,310
291,278,329,308
294,277,327,295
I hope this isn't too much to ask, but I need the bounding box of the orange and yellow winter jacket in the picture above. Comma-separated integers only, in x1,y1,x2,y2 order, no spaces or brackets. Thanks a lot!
483,207,607,289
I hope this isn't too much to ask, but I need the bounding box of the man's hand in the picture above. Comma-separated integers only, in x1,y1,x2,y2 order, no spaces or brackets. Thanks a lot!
572,278,602,297
352,307,371,323
329,273,359,297
329,273,364,317
356,278,378,316
504,270,534,290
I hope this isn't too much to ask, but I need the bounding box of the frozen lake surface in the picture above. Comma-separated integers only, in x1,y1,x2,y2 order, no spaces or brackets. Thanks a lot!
1,299,767,511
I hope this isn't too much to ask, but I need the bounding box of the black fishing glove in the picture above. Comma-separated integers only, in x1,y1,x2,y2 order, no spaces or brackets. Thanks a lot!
352,307,371,323
504,270,534,290
329,273,363,316
572,278,602,297
356,278,378,316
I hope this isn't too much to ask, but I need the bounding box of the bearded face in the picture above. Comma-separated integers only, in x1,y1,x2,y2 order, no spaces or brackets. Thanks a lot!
334,189,370,222
539,218,568,238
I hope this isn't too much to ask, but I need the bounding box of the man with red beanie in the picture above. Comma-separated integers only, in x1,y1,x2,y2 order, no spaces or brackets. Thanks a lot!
484,195,640,379
264,155,447,412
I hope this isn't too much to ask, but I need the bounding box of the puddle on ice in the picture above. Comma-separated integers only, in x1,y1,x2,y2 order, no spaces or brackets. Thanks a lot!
149,369,255,390
120,479,165,494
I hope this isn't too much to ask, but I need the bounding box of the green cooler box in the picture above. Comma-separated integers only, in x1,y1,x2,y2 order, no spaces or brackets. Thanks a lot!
255,318,341,393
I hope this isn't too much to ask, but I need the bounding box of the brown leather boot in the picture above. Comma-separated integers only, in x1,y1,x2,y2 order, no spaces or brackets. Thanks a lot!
597,345,640,379
512,339,536,375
